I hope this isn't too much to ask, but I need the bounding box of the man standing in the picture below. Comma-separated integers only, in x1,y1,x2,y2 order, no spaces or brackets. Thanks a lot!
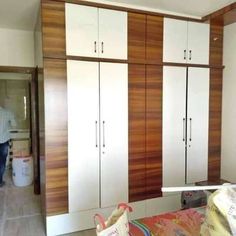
0,105,16,187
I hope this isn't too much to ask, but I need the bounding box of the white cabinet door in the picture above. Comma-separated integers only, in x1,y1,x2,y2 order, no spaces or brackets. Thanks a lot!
67,60,100,212
187,67,209,183
163,66,186,188
99,9,127,60
66,4,98,57
187,22,210,65
100,63,128,207
163,18,188,63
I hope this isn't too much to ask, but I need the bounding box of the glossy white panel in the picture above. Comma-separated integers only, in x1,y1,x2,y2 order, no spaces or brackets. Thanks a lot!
187,22,210,65
163,18,188,63
67,60,100,212
187,67,209,183
99,9,127,59
163,66,186,188
100,62,128,207
66,4,98,57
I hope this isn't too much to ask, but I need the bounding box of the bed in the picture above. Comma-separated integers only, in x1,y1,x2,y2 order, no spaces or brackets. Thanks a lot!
129,207,206,236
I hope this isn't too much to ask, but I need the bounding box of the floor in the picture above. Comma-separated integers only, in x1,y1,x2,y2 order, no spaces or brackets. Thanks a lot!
0,170,96,236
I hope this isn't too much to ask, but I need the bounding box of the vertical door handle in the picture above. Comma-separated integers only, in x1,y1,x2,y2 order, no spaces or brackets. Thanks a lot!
183,118,186,142
94,41,97,53
95,121,98,147
189,50,192,60
184,50,186,60
102,121,105,147
189,118,192,141
101,42,104,54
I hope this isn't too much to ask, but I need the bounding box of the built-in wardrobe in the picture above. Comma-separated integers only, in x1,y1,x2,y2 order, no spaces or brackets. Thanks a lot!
40,1,223,235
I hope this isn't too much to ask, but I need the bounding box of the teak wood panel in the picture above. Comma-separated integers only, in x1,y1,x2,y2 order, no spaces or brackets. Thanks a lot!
44,59,68,215
146,16,163,64
128,13,163,65
129,64,146,202
128,13,146,64
146,65,162,199
208,68,222,181
42,1,66,59
209,20,223,66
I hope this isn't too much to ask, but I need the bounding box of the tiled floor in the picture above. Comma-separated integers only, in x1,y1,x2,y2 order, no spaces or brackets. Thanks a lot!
0,171,96,236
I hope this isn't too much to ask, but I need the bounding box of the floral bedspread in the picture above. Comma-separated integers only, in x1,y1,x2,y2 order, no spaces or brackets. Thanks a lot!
129,208,205,236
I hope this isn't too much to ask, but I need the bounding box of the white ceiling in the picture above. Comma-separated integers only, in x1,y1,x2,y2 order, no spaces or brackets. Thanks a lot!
0,0,235,31
91,0,236,18
0,0,40,31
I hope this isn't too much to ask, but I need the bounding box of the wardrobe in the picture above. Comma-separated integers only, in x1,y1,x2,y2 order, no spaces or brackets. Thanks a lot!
163,66,209,187
40,1,223,234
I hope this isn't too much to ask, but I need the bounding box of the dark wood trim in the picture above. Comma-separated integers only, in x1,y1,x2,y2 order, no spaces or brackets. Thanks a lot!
67,55,128,63
0,66,35,74
202,2,236,21
43,0,202,22
163,62,225,69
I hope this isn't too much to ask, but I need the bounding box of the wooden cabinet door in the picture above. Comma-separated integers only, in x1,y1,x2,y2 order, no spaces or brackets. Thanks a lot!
67,60,100,212
66,4,98,57
163,18,188,63
186,68,209,183
99,9,127,59
100,63,128,207
187,22,210,65
163,66,186,188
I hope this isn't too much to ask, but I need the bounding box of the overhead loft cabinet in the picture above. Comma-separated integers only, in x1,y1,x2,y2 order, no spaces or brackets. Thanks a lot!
163,18,210,64
66,3,127,59
67,60,128,212
163,66,209,187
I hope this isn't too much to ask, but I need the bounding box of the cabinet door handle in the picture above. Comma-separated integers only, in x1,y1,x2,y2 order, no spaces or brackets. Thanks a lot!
184,50,186,60
189,118,192,141
102,121,105,147
183,118,186,142
101,42,104,54
94,41,97,53
189,50,192,60
95,121,98,147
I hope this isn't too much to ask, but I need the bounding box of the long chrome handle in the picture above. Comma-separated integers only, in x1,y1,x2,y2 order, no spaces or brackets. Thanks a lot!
189,50,192,60
102,121,105,147
95,121,98,147
183,118,186,142
94,41,97,53
101,42,104,54
184,50,186,60
189,118,192,141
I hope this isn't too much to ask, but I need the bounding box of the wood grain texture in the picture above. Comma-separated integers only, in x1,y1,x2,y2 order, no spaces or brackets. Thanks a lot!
146,65,162,199
146,15,163,64
42,0,66,59
128,64,146,202
44,59,68,215
208,69,222,181
209,20,223,66
128,13,146,64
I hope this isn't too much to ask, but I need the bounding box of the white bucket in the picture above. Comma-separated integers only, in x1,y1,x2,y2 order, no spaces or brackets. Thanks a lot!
12,156,33,187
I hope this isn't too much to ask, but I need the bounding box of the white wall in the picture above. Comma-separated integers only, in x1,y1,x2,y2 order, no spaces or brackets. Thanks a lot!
0,28,34,67
221,22,236,182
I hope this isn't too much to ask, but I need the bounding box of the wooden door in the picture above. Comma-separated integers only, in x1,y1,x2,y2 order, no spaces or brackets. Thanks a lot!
67,60,100,212
163,18,188,63
187,22,210,65
99,9,127,59
100,62,128,207
186,67,209,183
163,66,186,188
65,4,98,57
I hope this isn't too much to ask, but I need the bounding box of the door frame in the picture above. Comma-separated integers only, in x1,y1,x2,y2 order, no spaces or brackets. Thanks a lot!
0,65,40,194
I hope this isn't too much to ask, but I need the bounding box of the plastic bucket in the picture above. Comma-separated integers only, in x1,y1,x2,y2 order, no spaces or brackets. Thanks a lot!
12,156,33,187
